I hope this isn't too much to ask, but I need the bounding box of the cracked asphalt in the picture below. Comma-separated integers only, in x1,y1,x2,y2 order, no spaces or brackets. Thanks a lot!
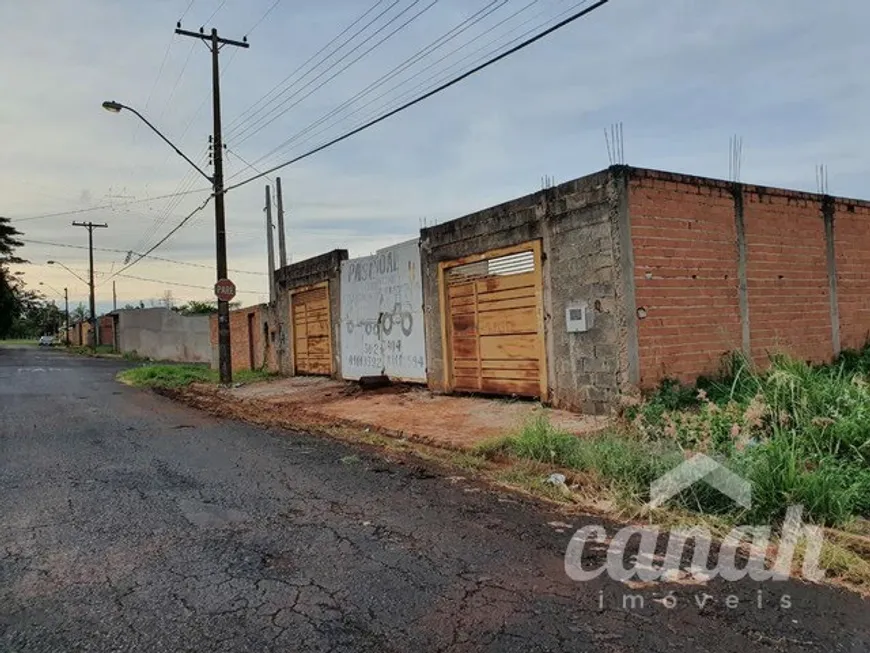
1,345,868,652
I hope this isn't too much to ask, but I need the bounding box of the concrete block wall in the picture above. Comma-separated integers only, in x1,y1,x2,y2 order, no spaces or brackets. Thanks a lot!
274,249,347,377
420,170,624,414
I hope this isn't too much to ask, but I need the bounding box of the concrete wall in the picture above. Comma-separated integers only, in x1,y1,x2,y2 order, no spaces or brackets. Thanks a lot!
273,249,347,377
420,169,624,414
116,308,210,363
421,164,870,411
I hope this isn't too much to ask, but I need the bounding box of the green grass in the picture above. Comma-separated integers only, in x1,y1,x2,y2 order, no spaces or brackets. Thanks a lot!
118,364,275,389
0,339,37,346
68,344,116,356
479,344,870,528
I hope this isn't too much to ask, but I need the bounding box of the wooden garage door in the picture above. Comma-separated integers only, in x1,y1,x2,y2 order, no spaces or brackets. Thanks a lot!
292,285,332,375
442,241,546,398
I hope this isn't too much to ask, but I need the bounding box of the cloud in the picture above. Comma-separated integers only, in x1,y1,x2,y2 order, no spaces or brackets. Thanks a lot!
4,0,868,307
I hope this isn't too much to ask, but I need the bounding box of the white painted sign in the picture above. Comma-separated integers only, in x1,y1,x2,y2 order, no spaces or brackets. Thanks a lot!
340,239,426,382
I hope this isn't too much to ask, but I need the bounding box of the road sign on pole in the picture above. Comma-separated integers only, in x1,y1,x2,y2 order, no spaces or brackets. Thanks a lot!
215,278,236,302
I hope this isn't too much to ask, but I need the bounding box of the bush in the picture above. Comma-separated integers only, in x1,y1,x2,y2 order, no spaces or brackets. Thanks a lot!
628,345,870,526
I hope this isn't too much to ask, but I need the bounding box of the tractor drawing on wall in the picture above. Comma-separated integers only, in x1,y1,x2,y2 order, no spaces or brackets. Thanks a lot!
380,302,414,337
345,302,413,338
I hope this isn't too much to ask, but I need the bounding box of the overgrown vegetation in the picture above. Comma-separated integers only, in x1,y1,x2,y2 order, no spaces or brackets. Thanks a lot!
118,364,274,389
480,346,870,529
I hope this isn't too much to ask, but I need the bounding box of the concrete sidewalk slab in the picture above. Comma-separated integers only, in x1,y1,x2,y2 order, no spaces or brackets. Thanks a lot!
227,377,609,450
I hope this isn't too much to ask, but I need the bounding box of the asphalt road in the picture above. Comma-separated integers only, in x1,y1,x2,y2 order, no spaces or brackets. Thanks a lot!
1,345,868,652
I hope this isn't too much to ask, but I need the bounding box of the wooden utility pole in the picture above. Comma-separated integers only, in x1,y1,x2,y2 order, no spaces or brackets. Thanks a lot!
64,287,69,346
72,221,108,350
112,281,117,311
276,176,287,267
175,24,249,384
265,185,276,303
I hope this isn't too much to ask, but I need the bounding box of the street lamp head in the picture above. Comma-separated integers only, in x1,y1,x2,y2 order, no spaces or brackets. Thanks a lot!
101,100,123,113
47,260,56,265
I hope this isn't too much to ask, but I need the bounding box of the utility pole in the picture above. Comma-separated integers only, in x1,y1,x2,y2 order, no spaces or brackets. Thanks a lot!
276,176,288,267
265,185,276,303
112,281,117,311
175,24,249,385
64,287,69,346
72,221,108,350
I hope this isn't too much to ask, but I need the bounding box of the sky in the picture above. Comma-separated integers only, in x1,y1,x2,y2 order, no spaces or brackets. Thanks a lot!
2,0,868,314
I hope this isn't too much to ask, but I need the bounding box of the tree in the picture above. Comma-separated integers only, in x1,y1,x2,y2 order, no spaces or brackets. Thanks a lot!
0,217,26,338
179,300,217,315
71,303,88,322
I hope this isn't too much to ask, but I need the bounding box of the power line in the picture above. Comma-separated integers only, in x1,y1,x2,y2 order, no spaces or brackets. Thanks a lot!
223,0,393,138
201,0,227,26
179,0,197,21
20,238,266,276
101,0,609,271
239,0,531,170
245,0,283,35
9,187,212,223
225,147,276,184
101,195,213,284
226,0,612,193
230,0,438,147
114,271,260,294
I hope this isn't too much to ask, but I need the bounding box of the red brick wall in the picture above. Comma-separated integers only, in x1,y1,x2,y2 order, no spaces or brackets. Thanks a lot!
99,316,115,349
743,191,832,365
835,201,870,350
209,305,268,372
629,175,742,386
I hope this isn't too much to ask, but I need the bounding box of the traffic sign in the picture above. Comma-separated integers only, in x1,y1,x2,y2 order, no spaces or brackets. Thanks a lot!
214,278,236,302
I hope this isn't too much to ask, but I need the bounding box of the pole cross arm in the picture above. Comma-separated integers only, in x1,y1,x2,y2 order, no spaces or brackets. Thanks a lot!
101,101,213,184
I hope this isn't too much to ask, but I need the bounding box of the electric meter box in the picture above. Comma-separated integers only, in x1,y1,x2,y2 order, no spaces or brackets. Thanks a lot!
565,301,593,333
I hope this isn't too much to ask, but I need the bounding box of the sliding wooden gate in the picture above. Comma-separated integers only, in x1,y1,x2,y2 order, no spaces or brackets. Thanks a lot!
440,241,546,398
291,283,332,375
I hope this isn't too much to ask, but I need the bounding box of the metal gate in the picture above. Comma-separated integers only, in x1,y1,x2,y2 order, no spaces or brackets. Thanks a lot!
292,283,332,375
441,241,546,398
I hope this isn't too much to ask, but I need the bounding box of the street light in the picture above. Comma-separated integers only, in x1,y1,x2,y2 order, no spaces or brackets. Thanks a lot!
102,99,234,384
101,101,212,183
47,260,89,286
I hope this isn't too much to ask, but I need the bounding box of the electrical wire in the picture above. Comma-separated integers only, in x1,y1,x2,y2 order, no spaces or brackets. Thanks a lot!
20,239,265,276
239,0,534,170
98,0,610,270
234,0,511,167
9,187,212,222
102,195,213,283
201,0,227,27
271,0,564,162
226,0,611,193
230,0,439,147
114,272,260,294
245,0,283,35
223,0,394,138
